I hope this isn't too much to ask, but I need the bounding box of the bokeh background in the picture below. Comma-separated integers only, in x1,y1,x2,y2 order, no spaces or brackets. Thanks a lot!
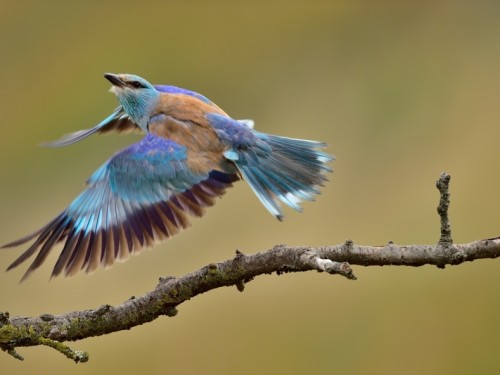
1,2,499,374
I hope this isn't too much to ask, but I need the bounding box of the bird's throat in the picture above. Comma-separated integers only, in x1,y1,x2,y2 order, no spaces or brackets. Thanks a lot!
118,90,159,131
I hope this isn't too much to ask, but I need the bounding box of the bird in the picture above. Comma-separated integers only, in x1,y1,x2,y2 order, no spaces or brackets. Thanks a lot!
1,73,334,282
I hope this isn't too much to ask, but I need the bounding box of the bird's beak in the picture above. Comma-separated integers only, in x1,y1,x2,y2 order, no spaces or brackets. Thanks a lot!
104,73,124,87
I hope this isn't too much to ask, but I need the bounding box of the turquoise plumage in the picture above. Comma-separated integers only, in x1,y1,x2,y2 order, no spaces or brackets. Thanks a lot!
2,73,333,281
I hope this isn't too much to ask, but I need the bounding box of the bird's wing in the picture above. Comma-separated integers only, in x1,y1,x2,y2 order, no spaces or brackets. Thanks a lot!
42,106,140,148
3,133,238,281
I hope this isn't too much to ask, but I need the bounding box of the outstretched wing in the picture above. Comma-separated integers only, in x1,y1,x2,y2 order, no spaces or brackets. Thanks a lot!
2,133,238,281
42,106,139,147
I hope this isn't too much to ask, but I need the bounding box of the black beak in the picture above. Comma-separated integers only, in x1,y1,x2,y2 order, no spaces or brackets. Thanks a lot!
104,73,124,87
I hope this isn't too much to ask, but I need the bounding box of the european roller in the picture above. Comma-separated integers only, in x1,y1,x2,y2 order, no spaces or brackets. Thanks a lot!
2,73,333,281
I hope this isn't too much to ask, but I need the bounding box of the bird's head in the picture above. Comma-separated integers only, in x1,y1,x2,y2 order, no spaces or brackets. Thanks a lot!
104,73,159,131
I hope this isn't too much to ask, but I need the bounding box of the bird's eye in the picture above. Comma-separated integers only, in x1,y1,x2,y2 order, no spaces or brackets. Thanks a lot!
130,81,144,89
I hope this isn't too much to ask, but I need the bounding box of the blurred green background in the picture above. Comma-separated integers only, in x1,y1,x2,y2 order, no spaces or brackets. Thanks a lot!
1,1,499,374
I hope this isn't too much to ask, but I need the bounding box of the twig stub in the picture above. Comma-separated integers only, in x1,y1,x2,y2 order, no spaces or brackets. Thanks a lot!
436,172,453,247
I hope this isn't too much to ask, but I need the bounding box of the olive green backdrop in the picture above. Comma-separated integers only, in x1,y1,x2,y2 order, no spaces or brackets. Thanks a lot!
0,2,499,374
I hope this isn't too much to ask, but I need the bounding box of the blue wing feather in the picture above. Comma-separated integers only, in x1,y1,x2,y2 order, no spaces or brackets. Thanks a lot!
3,133,238,280
42,107,131,148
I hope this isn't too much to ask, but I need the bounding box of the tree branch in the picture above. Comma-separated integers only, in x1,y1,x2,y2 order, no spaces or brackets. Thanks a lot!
1,172,499,362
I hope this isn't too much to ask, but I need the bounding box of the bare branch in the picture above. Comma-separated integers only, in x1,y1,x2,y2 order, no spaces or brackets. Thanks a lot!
0,172,499,362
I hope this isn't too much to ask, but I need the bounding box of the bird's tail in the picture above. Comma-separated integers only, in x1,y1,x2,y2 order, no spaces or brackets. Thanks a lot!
229,133,334,220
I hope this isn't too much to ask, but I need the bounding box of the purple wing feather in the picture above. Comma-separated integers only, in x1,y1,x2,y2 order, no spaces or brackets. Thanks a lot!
2,134,238,281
